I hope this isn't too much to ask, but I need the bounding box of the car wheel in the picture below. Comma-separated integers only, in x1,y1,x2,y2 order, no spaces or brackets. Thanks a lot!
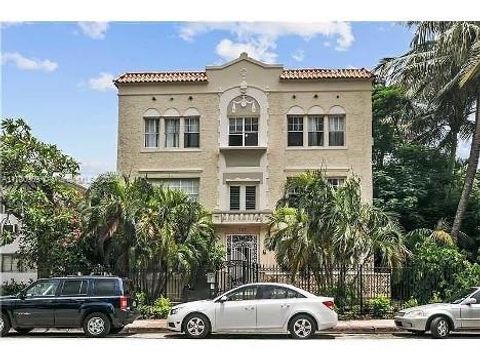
0,312,11,337
110,326,125,334
183,313,210,339
14,328,34,335
289,314,316,339
430,317,450,339
83,313,111,338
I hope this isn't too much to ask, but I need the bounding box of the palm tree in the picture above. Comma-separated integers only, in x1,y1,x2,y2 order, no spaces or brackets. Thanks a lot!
82,173,153,276
83,173,220,300
267,171,407,289
375,22,480,239
135,186,218,300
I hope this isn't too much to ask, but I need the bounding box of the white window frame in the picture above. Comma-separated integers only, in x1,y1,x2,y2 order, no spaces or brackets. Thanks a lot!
144,117,160,148
327,177,346,187
158,178,199,201
164,117,181,148
228,117,259,147
184,117,200,148
228,184,258,211
328,114,346,147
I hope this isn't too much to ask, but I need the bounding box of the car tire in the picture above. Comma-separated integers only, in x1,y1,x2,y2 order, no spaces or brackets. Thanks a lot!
1,312,11,337
430,316,450,339
83,312,111,338
14,328,34,335
289,314,316,339
183,313,210,339
110,326,125,334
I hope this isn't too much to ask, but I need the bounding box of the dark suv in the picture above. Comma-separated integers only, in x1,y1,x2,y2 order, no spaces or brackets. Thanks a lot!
0,276,139,337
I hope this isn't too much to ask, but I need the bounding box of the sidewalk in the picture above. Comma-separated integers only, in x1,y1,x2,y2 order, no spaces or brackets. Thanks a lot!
124,319,399,334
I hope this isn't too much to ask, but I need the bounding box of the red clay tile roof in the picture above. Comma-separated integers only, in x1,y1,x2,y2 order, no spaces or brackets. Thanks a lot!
114,71,208,84
114,68,373,85
280,68,374,80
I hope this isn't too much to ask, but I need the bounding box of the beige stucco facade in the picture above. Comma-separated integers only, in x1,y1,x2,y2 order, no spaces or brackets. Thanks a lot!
116,53,373,266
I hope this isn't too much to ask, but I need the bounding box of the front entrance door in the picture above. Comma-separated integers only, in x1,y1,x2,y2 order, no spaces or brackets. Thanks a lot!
227,234,258,263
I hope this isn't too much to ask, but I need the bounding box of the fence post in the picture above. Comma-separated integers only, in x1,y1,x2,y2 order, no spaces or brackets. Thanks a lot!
359,264,364,315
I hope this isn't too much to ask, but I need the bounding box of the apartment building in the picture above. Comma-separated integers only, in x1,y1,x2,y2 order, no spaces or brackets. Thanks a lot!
0,197,37,284
115,53,373,266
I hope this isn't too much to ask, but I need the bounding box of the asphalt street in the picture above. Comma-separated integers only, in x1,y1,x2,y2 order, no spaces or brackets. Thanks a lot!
2,330,480,340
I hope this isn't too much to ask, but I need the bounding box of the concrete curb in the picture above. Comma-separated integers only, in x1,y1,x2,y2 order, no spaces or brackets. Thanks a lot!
124,325,401,335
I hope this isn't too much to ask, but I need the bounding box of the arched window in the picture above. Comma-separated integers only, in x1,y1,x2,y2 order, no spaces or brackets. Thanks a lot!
143,108,161,148
328,106,346,146
164,108,181,148
227,95,260,146
184,108,200,148
287,106,305,147
307,106,326,146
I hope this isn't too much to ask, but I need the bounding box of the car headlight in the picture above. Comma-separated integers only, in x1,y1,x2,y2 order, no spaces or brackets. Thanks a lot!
404,310,426,318
170,307,183,315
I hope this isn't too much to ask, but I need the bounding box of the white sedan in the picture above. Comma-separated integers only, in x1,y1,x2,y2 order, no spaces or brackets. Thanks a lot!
167,282,337,339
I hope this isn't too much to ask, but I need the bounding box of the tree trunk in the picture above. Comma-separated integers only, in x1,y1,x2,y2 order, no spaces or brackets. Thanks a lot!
452,94,480,239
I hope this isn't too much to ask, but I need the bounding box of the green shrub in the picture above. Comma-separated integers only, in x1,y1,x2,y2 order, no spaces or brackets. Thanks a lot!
133,292,172,319
402,297,419,309
366,295,392,318
429,291,443,304
151,297,172,318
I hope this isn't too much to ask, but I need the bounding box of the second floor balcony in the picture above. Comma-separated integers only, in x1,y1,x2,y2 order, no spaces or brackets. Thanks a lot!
212,210,272,225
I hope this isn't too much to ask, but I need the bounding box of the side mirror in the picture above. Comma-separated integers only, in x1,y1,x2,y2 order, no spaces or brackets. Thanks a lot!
217,295,228,303
465,298,477,305
17,291,26,300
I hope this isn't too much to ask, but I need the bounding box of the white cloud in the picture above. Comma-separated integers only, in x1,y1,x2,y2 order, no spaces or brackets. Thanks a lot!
216,39,277,63
88,72,115,92
78,22,109,39
179,22,354,62
292,49,305,62
1,52,58,72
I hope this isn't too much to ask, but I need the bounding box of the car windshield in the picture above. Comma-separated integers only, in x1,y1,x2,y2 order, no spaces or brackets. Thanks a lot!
445,288,477,304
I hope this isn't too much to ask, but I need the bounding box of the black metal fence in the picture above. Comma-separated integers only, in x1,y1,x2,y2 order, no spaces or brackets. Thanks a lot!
213,261,394,314
34,261,455,315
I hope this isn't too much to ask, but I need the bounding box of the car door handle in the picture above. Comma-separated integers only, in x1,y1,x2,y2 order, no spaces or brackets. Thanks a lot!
281,304,291,308
244,306,255,311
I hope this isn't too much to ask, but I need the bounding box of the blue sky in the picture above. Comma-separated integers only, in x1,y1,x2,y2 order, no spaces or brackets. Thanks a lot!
2,21,414,180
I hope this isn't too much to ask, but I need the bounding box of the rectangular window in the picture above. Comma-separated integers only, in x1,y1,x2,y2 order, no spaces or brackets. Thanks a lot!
93,279,118,297
1,224,18,234
1,254,24,273
144,118,159,148
184,117,200,148
229,186,241,210
245,186,257,210
287,115,304,146
228,117,258,146
328,115,345,146
244,117,259,146
60,280,89,296
159,178,200,201
308,115,324,146
165,118,180,148
327,178,346,187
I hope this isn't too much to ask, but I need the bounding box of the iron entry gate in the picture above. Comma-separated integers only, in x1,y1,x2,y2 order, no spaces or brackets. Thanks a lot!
214,260,259,295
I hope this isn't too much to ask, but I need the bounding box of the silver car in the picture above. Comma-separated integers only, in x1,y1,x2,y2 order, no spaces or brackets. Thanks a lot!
395,287,480,338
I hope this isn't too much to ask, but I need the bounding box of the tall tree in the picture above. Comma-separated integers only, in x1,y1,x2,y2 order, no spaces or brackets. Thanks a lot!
83,173,222,300
267,171,407,287
376,22,480,239
0,119,88,276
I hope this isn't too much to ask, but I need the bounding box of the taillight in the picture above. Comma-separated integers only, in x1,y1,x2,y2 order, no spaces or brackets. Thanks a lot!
322,300,335,310
120,295,128,310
